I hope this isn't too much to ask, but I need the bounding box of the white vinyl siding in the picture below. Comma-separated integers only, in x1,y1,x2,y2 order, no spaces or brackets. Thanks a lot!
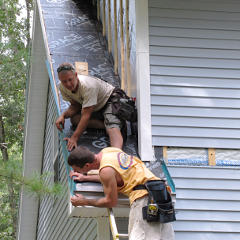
37,88,97,240
169,166,240,240
149,0,240,149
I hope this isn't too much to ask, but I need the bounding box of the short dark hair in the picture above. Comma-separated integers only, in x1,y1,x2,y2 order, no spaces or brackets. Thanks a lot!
68,146,95,168
57,62,75,73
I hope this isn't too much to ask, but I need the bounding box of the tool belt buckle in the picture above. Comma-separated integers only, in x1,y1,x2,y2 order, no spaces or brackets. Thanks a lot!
147,203,158,216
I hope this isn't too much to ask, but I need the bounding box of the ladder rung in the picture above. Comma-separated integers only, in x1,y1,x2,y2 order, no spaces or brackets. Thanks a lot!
108,208,128,240
118,233,128,238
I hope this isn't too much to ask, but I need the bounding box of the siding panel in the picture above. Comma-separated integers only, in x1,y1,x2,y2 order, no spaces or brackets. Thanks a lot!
150,17,240,31
151,96,240,108
175,232,240,240
168,166,240,239
150,46,240,59
151,76,240,89
149,0,240,148
37,88,97,240
152,116,240,129
149,8,240,21
150,66,240,78
149,0,240,11
151,106,240,118
151,86,240,98
150,56,240,69
152,136,239,148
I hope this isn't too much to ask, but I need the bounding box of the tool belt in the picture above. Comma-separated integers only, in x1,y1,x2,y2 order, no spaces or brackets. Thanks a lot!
133,180,176,223
109,88,137,122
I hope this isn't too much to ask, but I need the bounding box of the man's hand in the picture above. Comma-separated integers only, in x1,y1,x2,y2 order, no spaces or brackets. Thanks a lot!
70,171,85,182
69,167,119,208
56,115,65,131
64,135,78,151
71,194,86,206
70,170,101,183
64,106,94,151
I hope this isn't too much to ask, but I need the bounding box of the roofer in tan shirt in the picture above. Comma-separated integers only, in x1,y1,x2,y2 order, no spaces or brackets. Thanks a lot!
55,62,124,151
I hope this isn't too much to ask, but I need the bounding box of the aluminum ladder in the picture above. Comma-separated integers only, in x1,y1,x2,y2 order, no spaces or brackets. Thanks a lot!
108,208,128,240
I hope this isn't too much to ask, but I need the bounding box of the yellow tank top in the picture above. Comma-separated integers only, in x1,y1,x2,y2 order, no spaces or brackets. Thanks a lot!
99,147,159,205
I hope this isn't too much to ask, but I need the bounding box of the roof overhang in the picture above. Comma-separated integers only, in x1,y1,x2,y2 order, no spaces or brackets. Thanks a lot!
68,182,175,218
17,2,50,239
68,182,130,218
70,206,129,218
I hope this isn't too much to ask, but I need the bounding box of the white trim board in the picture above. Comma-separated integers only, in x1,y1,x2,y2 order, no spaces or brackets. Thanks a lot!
69,206,129,218
134,0,154,161
17,3,49,240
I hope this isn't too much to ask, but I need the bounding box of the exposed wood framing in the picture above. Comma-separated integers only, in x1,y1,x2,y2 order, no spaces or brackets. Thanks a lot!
113,0,118,74
102,0,106,37
120,0,125,89
75,62,88,75
163,146,168,163
208,148,216,166
125,0,131,96
97,0,100,20
107,0,112,53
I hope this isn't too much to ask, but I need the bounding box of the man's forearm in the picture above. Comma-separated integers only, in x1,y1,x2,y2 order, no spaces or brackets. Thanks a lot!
82,197,116,208
63,104,81,119
81,174,100,182
72,111,91,139
71,167,119,208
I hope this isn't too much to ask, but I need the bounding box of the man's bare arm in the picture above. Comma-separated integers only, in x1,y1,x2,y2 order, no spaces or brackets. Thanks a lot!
63,102,81,118
72,106,94,138
70,171,100,182
71,167,118,208
65,106,94,151
56,101,81,131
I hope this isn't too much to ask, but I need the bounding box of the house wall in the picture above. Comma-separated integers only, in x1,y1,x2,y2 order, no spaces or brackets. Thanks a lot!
36,88,98,240
169,166,240,240
148,2,240,238
148,0,240,149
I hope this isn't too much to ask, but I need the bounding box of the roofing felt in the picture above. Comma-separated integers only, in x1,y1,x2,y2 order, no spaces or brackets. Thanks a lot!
39,0,138,155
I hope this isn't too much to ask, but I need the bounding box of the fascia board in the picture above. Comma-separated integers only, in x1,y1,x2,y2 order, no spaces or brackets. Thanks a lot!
17,2,49,240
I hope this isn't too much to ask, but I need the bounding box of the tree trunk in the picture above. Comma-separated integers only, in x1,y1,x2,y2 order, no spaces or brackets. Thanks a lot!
0,114,9,161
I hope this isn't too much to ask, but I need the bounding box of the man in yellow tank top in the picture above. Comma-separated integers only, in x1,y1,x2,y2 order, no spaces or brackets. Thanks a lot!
68,146,175,240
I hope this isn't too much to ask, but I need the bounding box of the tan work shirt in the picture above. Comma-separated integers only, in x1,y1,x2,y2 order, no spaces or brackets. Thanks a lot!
59,74,114,111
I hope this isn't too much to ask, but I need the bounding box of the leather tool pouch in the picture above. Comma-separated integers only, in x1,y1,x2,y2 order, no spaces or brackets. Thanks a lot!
142,180,176,223
110,88,137,122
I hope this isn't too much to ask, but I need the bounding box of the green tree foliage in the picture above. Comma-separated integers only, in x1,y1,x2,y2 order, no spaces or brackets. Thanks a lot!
0,149,63,239
0,0,32,238
0,0,28,151
0,0,62,239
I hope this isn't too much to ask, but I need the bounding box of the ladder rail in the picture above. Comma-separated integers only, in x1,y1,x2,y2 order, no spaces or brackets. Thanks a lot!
108,208,128,240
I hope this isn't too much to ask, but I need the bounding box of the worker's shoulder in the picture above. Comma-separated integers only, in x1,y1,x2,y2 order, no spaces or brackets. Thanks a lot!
78,74,100,82
101,147,123,155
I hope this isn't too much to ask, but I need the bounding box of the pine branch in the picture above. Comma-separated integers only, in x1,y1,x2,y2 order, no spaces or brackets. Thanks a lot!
0,172,63,197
